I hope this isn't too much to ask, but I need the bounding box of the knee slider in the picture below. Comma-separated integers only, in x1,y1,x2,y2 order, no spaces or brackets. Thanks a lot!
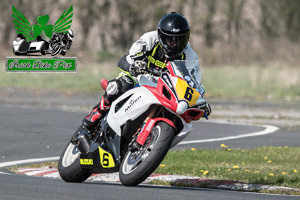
118,76,134,93
106,81,119,96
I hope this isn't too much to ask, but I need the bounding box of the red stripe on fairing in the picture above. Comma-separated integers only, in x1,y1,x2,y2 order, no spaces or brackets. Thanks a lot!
166,62,175,76
144,83,178,112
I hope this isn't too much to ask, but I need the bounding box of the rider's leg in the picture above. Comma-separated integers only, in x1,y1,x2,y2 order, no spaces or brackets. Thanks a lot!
82,75,134,130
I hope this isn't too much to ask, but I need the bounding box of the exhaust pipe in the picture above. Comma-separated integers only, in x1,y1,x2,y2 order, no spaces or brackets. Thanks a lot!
77,134,90,155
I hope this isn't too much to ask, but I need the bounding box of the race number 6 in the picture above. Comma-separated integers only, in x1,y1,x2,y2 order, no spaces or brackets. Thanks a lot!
184,87,193,101
103,153,109,166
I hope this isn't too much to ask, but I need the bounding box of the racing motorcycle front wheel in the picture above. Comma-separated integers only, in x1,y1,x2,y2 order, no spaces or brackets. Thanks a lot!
119,121,175,186
58,127,92,183
51,43,61,56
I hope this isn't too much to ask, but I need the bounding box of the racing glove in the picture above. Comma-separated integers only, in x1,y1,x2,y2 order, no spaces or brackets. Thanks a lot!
129,60,147,77
199,103,212,119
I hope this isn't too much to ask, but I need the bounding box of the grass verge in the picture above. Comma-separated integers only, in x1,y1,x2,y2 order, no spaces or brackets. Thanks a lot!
202,64,300,102
2,61,300,102
8,162,58,174
1,61,120,94
155,146,300,189
7,146,300,195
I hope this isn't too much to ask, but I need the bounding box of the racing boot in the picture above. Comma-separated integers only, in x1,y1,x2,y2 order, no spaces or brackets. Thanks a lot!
82,96,111,130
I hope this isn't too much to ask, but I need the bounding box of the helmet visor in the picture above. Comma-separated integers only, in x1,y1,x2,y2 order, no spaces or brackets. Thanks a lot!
160,33,189,56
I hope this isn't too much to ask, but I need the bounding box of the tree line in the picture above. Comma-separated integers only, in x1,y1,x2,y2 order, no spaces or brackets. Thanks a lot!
2,0,300,64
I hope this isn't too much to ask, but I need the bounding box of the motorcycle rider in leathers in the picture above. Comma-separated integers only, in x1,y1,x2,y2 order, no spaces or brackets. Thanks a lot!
82,12,211,131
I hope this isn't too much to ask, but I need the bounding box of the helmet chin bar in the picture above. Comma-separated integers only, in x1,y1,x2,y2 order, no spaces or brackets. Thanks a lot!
159,35,187,59
162,46,185,59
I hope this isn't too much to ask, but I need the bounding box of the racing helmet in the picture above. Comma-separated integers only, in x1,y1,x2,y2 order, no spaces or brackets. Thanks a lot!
67,29,75,39
158,12,190,58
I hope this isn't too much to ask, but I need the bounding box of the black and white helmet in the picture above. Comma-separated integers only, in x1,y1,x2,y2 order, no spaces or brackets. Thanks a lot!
67,29,75,39
158,12,190,58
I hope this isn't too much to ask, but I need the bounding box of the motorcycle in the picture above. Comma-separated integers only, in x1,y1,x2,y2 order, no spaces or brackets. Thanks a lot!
58,60,207,186
48,34,71,56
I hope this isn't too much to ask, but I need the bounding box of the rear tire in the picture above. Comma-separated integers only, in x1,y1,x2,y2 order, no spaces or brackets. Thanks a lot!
58,142,91,183
119,121,174,186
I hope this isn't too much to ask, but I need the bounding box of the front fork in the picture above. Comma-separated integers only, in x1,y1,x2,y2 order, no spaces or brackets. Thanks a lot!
129,117,176,151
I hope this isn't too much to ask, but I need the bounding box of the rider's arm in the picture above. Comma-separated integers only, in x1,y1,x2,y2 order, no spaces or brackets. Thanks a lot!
118,55,131,73
118,31,157,75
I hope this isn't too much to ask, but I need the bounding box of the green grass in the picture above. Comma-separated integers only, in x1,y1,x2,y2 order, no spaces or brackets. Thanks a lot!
9,146,299,189
202,64,300,101
8,162,57,174
155,146,300,189
1,61,300,102
7,146,300,194
0,61,120,93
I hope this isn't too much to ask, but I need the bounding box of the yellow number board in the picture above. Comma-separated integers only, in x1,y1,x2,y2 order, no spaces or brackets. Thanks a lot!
175,78,200,106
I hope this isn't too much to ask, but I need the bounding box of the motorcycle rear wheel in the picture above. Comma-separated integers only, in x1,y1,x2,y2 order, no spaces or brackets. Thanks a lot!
58,141,91,183
119,121,174,186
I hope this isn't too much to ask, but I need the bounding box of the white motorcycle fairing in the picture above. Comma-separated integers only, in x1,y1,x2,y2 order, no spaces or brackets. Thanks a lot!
107,86,161,136
106,79,193,149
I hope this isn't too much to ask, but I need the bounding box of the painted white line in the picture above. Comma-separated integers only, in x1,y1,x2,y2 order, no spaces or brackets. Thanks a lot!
0,156,59,168
0,172,15,175
0,125,279,169
178,125,279,145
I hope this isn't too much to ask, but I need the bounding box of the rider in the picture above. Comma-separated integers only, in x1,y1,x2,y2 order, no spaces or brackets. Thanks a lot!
82,12,211,130
50,29,74,50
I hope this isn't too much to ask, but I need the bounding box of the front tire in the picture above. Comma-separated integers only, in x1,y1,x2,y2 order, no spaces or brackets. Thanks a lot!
51,44,61,56
58,141,91,183
119,121,174,186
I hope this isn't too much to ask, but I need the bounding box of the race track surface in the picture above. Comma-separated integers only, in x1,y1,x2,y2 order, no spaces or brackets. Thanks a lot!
0,104,299,200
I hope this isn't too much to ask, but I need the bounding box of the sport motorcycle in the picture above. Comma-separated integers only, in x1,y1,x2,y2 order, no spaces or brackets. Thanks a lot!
58,60,208,186
48,34,71,56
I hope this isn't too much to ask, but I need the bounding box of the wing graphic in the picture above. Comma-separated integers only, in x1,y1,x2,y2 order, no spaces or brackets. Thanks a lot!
12,5,34,41
53,5,73,34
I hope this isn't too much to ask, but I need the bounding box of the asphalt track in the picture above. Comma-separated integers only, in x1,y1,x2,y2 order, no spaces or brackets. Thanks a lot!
0,104,299,200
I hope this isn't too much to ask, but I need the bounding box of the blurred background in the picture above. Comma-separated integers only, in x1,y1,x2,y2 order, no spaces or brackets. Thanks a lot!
1,0,300,106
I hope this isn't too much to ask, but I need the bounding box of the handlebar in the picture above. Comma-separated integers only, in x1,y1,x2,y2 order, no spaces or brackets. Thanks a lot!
132,65,164,77
141,67,162,76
